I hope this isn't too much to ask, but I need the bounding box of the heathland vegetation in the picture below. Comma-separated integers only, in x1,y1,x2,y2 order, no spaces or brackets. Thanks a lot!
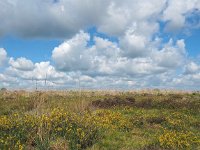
0,90,200,149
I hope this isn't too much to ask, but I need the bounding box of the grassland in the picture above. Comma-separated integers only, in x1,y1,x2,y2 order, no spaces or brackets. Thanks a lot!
0,90,200,150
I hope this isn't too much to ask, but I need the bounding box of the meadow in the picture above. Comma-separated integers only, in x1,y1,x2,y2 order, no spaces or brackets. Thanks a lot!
0,90,200,150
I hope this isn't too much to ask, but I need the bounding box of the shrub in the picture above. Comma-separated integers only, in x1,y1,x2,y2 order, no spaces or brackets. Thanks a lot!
159,129,199,149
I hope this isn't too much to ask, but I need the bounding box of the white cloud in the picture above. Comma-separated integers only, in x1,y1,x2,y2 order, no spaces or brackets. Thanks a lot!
184,62,199,74
52,31,92,71
98,0,166,35
0,48,8,67
6,61,67,81
0,0,200,90
0,0,198,38
51,31,187,79
97,2,131,36
9,57,34,71
172,74,200,89
93,37,121,58
119,20,160,58
3,60,75,89
153,39,186,68
33,61,67,80
162,0,200,32
0,0,109,38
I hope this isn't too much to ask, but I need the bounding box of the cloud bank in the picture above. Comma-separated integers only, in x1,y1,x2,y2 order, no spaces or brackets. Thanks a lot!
0,0,199,38
0,0,200,90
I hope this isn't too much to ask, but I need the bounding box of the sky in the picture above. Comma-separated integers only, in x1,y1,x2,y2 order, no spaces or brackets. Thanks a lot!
0,0,200,90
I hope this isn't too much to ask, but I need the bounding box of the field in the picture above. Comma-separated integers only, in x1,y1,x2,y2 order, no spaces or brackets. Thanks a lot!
0,90,200,150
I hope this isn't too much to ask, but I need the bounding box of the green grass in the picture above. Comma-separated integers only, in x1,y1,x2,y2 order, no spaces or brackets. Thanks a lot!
0,90,200,149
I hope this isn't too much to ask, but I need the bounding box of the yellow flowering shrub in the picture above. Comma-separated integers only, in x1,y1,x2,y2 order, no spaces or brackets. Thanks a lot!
0,108,131,149
90,109,131,131
159,129,199,149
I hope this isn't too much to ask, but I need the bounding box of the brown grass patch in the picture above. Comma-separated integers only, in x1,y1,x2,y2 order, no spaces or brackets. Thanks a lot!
91,96,135,108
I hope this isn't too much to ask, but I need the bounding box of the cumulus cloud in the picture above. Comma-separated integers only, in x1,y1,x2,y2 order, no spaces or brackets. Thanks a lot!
98,0,166,36
9,57,34,71
3,60,75,89
0,0,199,38
0,48,8,67
52,31,92,71
51,31,187,79
162,0,200,32
184,62,199,74
120,21,159,58
6,61,67,81
0,73,19,88
0,0,109,38
0,0,200,90
153,39,186,68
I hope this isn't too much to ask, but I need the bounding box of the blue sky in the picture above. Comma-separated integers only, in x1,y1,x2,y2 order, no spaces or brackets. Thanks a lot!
0,36,61,63
0,0,200,90
185,29,200,57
